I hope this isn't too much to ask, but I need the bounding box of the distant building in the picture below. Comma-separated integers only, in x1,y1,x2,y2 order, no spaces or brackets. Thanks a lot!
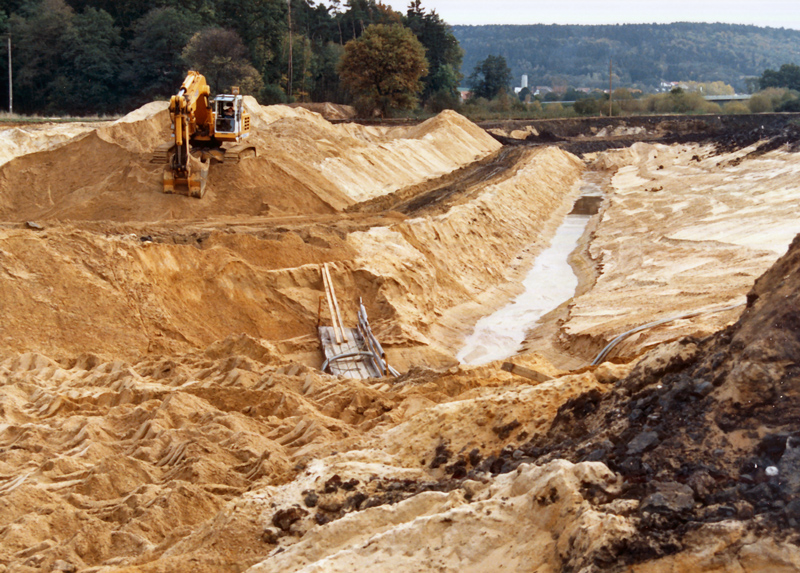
660,81,689,92
514,75,530,95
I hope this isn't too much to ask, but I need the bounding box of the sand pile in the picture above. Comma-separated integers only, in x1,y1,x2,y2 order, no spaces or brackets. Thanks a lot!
0,335,630,571
0,122,105,167
559,141,800,361
288,102,357,121
0,225,357,360
0,102,498,222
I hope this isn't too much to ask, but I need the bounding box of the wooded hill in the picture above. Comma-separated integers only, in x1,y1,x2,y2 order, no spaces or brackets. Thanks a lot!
452,23,800,92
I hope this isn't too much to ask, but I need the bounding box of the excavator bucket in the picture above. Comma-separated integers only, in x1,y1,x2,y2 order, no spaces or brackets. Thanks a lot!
163,154,209,198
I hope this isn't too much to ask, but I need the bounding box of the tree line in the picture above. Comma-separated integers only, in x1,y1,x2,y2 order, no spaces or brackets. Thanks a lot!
452,23,800,93
0,0,463,115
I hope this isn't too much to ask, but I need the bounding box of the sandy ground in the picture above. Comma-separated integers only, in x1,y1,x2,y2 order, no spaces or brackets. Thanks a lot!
1,103,800,572
556,141,800,362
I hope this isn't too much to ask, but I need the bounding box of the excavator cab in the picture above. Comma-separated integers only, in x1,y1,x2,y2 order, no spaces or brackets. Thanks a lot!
213,92,250,141
215,96,239,134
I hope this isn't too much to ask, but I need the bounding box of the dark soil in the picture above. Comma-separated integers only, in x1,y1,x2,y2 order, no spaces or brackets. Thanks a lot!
482,113,800,157
347,146,526,216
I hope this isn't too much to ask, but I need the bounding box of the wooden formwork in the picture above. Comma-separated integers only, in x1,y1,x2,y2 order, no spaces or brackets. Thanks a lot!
317,263,396,380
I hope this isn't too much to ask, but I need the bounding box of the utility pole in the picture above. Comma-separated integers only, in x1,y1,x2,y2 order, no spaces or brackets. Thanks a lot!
7,36,11,115
608,57,613,117
287,0,293,98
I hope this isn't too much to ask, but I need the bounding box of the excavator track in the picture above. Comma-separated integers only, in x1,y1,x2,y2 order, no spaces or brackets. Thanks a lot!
151,142,174,164
222,143,257,164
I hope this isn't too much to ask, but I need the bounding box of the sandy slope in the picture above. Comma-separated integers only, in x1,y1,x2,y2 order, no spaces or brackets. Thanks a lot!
556,141,800,361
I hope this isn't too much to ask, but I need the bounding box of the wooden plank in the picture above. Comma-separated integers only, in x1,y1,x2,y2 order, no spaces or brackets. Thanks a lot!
324,264,348,343
501,362,552,384
321,266,342,344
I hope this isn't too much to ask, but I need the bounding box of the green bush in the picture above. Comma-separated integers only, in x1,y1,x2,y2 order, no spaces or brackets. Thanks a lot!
723,101,750,114
543,102,564,118
777,98,800,112
573,98,600,115
260,83,287,105
748,93,773,113
425,89,461,113
619,99,646,113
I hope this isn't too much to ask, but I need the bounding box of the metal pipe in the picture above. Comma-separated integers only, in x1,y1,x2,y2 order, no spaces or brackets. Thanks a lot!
322,351,383,373
591,302,745,366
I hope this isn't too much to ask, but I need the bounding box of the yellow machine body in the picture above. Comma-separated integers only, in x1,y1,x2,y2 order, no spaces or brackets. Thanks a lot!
154,72,254,198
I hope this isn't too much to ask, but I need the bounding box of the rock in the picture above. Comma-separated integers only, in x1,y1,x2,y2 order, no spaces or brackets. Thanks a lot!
323,474,342,493
735,501,755,520
303,492,318,508
687,470,716,499
779,437,800,494
261,528,280,544
26,221,43,230
741,482,776,504
784,499,800,521
345,492,368,511
691,380,714,397
272,507,308,532
641,481,695,514
51,561,76,573
626,431,659,455
584,448,607,462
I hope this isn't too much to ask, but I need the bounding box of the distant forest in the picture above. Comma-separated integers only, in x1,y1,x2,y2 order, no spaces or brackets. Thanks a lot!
452,23,800,92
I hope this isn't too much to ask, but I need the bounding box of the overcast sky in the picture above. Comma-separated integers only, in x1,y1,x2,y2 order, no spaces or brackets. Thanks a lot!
375,0,800,30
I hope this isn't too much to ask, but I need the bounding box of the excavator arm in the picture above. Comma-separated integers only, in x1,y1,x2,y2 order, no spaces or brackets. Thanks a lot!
162,71,212,198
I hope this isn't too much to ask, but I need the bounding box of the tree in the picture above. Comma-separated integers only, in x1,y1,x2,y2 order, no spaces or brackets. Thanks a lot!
182,28,263,96
337,0,400,42
404,0,463,103
120,7,203,105
759,63,800,91
7,0,75,113
468,54,511,100
56,7,121,114
337,23,427,116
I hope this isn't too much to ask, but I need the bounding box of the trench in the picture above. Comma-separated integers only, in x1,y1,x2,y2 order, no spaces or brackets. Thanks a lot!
456,172,605,366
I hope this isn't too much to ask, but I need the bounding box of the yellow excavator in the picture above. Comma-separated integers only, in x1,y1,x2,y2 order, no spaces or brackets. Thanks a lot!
152,71,256,198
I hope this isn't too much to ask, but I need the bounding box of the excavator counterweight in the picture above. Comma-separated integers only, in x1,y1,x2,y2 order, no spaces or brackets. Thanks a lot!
152,72,255,198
